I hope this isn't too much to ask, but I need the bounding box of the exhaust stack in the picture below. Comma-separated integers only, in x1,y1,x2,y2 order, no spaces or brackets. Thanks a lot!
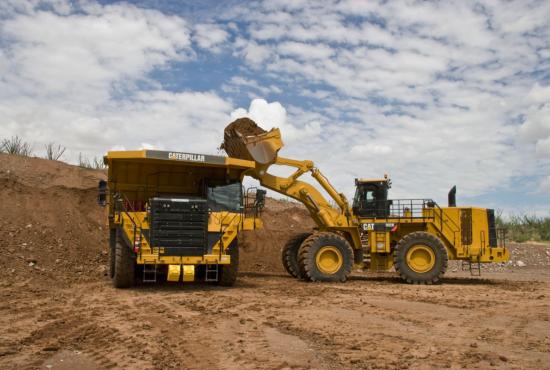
448,185,457,207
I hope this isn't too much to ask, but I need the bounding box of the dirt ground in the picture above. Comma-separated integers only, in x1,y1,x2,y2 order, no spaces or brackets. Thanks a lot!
1,154,550,370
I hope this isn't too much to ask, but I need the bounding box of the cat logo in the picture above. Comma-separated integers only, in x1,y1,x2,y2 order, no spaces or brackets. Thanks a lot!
168,152,206,162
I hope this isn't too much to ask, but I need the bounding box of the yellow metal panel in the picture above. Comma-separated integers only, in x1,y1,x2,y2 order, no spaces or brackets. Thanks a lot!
183,265,195,282
167,264,181,282
106,150,147,159
369,231,391,253
224,157,256,169
242,217,262,230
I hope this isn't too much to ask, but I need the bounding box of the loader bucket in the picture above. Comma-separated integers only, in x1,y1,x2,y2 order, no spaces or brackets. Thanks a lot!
221,118,283,165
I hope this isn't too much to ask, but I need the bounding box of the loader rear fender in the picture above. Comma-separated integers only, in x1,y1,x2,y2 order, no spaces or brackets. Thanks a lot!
331,228,362,263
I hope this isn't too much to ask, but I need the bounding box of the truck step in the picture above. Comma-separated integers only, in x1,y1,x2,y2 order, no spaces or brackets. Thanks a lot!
205,264,219,282
461,260,481,276
143,264,158,283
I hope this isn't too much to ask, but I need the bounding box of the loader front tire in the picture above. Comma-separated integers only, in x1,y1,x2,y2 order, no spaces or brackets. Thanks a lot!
113,240,136,288
281,233,311,279
218,241,239,286
394,231,448,284
298,232,353,282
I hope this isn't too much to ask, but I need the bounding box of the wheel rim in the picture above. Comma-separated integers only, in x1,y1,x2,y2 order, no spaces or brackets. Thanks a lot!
315,246,343,274
406,245,436,273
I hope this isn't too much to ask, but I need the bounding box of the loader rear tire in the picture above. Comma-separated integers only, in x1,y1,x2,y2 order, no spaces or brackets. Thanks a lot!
218,241,239,287
298,232,353,282
281,233,311,279
394,231,448,284
113,240,136,288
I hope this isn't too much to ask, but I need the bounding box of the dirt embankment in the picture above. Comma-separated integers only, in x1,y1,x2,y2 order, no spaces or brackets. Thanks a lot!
0,154,108,287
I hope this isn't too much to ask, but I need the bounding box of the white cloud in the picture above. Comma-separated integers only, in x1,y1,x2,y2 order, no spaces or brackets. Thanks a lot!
1,0,549,214
278,41,333,60
222,0,550,204
0,1,231,162
193,23,228,53
1,2,191,104
230,99,321,142
351,143,392,155
539,176,550,192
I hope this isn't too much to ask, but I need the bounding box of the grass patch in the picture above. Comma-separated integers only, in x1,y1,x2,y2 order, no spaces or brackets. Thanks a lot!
496,213,550,243
1,136,33,156
45,142,66,161
78,153,106,170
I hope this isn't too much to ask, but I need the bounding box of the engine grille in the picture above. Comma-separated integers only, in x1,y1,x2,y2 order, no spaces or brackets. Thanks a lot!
487,209,497,247
149,197,207,256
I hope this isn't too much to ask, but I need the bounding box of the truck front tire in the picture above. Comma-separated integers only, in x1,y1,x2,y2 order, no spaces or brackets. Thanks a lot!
113,239,136,288
218,240,239,286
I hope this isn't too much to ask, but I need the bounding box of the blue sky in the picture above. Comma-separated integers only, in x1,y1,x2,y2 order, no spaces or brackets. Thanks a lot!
0,0,549,216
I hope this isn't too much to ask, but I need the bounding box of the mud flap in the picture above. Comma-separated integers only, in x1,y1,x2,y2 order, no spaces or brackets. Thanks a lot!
183,265,195,282
167,265,181,282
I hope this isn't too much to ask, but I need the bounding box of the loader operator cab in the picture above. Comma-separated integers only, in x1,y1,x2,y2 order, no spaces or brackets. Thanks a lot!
352,176,392,218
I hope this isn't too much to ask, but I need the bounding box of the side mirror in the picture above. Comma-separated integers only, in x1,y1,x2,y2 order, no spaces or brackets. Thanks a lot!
98,180,107,206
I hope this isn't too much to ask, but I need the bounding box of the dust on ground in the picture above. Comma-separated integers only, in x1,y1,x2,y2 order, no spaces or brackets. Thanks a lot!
1,154,549,370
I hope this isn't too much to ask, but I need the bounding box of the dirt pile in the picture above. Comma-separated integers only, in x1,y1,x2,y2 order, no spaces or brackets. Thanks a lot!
240,198,315,273
0,154,108,287
221,117,268,161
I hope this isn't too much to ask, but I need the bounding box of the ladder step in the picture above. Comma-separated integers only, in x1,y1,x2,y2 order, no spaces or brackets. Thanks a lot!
205,264,219,282
143,264,157,283
461,260,481,276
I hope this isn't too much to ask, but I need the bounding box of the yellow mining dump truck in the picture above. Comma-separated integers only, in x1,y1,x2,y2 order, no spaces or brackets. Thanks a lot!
222,118,509,284
98,149,264,288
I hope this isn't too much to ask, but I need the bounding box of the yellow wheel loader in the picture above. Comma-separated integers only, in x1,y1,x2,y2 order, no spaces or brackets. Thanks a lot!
221,118,509,284
98,150,264,288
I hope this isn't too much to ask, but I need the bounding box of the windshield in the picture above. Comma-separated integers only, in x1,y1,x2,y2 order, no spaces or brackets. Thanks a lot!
207,182,243,212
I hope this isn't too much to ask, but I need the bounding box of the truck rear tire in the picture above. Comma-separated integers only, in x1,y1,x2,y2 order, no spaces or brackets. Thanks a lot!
298,232,353,282
281,233,311,279
218,240,239,286
109,229,116,279
394,231,448,284
113,239,136,288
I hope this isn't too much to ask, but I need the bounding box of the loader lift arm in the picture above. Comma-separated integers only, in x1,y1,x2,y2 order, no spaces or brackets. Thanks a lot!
221,118,362,250
248,155,353,228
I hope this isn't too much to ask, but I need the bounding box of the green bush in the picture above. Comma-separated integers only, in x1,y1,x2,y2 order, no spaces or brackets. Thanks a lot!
496,213,550,242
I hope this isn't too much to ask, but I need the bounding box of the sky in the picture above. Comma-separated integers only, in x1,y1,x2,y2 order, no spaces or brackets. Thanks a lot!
0,0,549,215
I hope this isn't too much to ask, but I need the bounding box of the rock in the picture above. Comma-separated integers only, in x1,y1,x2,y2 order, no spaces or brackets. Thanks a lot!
42,345,59,352
516,260,526,267
28,262,35,267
